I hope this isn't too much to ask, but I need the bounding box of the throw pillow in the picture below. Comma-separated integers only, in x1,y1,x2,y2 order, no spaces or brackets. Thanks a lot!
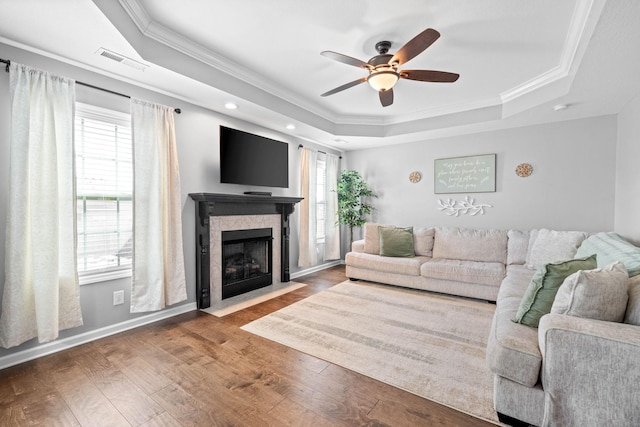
363,223,391,254
507,229,530,265
379,226,415,257
525,229,587,270
513,254,597,327
413,227,435,257
551,262,629,322
575,232,640,277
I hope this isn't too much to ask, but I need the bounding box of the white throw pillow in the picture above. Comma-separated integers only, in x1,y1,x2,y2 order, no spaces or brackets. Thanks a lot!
363,223,391,254
525,229,587,270
413,227,435,257
551,262,629,322
507,229,530,265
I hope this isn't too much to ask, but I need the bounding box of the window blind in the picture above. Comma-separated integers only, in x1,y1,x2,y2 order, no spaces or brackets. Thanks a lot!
75,103,133,283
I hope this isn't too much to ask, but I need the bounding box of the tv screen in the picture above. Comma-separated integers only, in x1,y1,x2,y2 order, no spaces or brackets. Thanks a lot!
219,126,289,188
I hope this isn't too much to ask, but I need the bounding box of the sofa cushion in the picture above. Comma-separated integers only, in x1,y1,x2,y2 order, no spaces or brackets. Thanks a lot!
363,223,392,255
507,230,530,265
525,229,587,270
421,259,505,287
379,226,414,257
551,262,629,322
345,252,428,276
575,232,640,277
413,227,435,257
624,275,640,325
432,227,508,263
486,266,542,387
513,255,598,328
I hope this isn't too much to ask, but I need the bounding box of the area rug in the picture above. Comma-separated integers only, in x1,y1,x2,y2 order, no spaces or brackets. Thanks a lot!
241,280,499,424
201,282,307,317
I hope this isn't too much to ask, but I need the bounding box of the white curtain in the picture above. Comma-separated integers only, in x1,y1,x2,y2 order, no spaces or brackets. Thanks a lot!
324,153,341,260
130,98,187,312
298,147,317,267
0,63,83,348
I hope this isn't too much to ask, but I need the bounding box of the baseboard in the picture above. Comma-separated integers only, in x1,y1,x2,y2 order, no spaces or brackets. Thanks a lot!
0,302,197,370
0,261,345,370
290,259,344,280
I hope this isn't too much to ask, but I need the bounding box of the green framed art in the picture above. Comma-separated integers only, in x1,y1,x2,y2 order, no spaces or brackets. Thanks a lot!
434,154,496,194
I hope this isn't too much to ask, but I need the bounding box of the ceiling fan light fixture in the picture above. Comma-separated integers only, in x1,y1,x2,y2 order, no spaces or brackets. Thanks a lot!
367,69,399,91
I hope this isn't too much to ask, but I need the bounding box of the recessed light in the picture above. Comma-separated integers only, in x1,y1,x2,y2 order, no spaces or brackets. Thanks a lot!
334,139,348,144
553,104,568,111
286,123,296,130
224,102,238,110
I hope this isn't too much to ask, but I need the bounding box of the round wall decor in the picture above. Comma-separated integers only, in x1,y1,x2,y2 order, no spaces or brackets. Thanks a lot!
515,163,533,177
409,171,422,183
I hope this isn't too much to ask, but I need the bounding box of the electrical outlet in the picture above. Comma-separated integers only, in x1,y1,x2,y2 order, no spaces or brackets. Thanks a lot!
113,290,125,306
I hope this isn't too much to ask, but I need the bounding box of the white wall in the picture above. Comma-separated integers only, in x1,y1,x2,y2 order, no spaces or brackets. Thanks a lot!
615,94,640,244
346,116,618,239
0,43,341,360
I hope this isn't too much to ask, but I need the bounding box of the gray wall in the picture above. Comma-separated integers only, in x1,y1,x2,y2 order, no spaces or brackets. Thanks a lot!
615,94,640,244
0,43,341,358
345,116,618,239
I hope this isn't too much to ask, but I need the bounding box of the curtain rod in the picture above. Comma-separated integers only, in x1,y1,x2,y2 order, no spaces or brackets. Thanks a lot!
0,58,181,114
298,144,342,159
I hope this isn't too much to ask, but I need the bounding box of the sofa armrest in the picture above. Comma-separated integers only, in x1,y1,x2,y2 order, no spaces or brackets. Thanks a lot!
351,239,365,253
538,313,640,426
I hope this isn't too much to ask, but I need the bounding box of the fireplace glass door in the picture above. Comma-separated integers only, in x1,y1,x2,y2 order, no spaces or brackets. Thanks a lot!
221,228,273,299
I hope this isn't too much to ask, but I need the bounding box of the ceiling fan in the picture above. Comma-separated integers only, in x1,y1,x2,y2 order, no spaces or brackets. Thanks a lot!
320,28,459,107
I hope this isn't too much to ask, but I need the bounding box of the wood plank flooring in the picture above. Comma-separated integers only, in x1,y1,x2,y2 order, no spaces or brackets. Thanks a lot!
0,266,495,426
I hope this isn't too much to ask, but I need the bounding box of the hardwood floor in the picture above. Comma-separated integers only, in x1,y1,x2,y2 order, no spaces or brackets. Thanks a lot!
0,266,495,426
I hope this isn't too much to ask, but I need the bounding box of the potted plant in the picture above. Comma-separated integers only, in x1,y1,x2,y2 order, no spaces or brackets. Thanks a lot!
336,170,377,245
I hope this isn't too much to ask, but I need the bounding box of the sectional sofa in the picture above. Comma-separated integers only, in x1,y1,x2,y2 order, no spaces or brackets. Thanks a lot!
345,223,640,426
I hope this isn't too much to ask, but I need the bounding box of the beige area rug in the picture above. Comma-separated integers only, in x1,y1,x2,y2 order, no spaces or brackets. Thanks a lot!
241,280,499,424
201,282,307,317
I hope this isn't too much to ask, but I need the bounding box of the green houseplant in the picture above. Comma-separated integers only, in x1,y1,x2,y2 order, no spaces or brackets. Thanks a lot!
336,170,377,245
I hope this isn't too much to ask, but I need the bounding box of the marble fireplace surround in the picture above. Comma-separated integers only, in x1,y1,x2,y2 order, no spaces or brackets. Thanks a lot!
211,214,281,301
189,193,303,309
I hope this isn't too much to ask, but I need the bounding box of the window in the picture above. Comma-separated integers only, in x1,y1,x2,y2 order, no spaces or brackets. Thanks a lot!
75,103,133,284
316,155,327,243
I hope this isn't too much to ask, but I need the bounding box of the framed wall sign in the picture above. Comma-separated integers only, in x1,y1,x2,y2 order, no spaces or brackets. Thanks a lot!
434,154,496,194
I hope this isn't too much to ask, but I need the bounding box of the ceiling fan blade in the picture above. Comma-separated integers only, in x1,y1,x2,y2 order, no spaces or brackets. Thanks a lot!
321,77,367,97
379,89,393,107
321,51,370,69
390,28,440,66
401,70,460,83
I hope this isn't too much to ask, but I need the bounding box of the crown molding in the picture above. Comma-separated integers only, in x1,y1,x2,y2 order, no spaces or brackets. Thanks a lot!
500,0,604,104
116,0,508,128
117,0,340,122
114,0,605,134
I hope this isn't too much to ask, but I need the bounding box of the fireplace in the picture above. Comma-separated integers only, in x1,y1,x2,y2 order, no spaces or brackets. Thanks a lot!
221,228,273,299
189,193,302,309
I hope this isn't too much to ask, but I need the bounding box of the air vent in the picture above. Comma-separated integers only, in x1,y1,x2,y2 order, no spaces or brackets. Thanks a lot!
95,48,149,71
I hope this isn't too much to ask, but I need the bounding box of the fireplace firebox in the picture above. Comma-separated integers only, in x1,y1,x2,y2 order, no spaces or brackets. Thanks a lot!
221,228,273,299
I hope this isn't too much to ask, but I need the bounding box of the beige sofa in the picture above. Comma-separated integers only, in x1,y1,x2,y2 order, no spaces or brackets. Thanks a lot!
346,224,640,426
346,223,517,302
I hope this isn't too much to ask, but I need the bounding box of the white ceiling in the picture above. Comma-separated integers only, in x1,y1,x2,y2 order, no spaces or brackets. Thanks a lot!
0,0,639,150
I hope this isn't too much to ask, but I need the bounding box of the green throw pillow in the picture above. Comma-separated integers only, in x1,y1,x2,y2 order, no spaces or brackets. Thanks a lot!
513,254,597,327
379,226,415,257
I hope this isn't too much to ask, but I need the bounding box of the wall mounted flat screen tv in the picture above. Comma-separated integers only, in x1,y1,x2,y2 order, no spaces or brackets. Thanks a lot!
219,126,289,188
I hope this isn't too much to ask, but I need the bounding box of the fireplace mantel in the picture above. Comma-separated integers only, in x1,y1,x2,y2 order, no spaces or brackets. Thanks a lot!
189,193,303,308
